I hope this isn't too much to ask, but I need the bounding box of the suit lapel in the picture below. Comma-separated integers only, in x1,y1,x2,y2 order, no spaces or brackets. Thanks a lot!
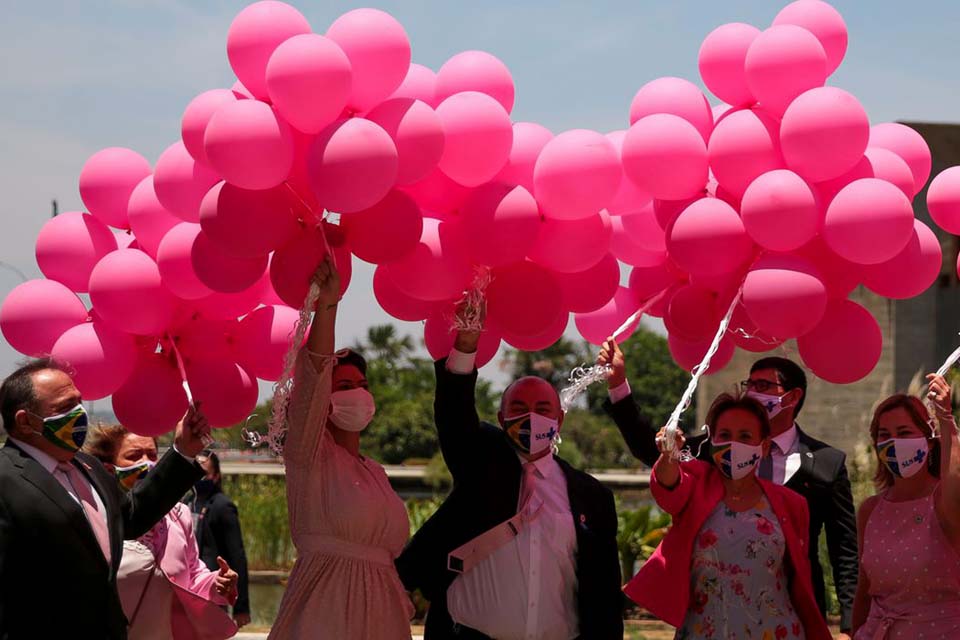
786,428,815,492
74,452,122,572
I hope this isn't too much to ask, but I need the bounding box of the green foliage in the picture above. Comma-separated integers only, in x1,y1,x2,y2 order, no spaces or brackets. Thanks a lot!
221,475,295,571
617,502,671,580
560,409,641,469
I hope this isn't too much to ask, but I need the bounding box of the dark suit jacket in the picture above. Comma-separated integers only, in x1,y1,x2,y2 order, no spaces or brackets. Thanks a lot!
0,442,203,640
605,393,859,631
396,360,623,640
189,489,251,615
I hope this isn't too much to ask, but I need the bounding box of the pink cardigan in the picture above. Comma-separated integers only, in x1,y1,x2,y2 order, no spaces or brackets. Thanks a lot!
624,459,831,640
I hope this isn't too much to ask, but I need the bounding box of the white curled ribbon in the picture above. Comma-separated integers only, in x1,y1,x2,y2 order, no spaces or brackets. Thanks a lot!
452,265,492,334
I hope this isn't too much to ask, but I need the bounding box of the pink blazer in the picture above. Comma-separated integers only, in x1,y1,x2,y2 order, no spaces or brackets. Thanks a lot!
624,459,831,640
157,503,238,640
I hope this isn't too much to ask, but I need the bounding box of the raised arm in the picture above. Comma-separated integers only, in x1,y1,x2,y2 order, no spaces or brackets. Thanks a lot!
930,374,960,538
650,429,694,516
305,253,339,363
599,338,660,467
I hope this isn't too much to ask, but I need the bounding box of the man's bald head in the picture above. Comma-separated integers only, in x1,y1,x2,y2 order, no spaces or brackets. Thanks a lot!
499,376,563,424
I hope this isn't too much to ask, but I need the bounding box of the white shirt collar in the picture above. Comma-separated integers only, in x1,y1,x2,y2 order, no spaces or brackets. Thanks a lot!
771,423,799,454
9,437,61,474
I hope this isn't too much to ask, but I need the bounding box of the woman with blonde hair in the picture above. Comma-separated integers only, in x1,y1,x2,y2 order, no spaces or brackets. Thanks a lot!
852,373,960,639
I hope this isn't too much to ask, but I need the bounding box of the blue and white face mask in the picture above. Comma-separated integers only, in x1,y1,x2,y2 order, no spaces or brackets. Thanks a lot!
877,437,929,479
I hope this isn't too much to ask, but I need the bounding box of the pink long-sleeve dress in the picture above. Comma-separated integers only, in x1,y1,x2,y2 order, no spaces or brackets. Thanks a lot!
268,351,413,640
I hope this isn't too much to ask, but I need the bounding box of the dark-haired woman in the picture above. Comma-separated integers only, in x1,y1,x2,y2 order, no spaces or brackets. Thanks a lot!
625,393,831,640
852,374,960,639
268,255,413,640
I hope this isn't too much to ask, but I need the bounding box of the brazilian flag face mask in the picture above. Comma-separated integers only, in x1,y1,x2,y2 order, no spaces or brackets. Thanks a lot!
35,404,88,453
115,460,155,490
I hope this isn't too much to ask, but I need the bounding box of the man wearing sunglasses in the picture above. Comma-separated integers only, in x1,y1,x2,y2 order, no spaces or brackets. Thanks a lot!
600,341,857,640
0,358,210,639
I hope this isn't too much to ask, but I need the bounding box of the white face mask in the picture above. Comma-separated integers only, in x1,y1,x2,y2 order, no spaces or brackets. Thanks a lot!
746,391,790,420
502,412,560,456
877,437,929,479
710,439,764,480
329,388,376,432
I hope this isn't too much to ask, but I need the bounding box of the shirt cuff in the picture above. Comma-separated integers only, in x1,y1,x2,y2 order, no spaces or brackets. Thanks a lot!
446,348,477,375
608,379,631,404
172,443,195,462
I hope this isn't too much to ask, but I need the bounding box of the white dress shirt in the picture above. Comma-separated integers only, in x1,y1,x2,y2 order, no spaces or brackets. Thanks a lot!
446,349,580,640
768,423,802,485
10,437,109,528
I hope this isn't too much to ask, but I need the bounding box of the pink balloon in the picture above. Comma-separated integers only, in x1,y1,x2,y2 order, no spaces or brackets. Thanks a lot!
51,320,136,400
744,25,827,116
126,176,182,259
619,203,667,253
793,236,863,300
153,141,221,222
529,210,611,273
436,50,515,113
665,284,721,342
861,220,941,299
533,129,621,220
383,217,472,302
628,77,713,143
780,87,869,183
668,333,735,375
610,215,669,268
741,169,820,251
341,189,423,264
629,261,686,307
270,227,352,308
36,211,118,293
172,314,238,363
605,131,652,216
156,223,214,300
798,299,882,383
112,352,189,437
462,183,541,268
191,230,267,293
622,114,708,200
400,167,472,214
366,98,445,185
557,253,620,314
707,107,784,197
698,23,760,107
728,304,783,353
326,8,411,112
79,148,152,229
265,34,352,134
234,305,299,380
203,100,295,190
199,182,300,259
824,178,914,265
668,198,754,276
487,261,563,338
773,0,848,75
89,250,176,335
862,148,915,199
501,312,569,352
373,266,443,321
742,254,827,339
231,81,256,100
181,89,239,167
927,166,960,234
653,197,699,230
575,286,642,346
226,1,311,100
435,91,513,187
185,359,258,427
424,311,501,367
494,122,554,193
390,63,438,107
869,122,932,196
0,280,88,356
192,274,270,321
307,118,399,213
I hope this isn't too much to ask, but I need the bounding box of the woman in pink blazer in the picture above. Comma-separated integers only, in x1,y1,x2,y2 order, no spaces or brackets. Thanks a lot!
625,393,831,640
85,423,239,640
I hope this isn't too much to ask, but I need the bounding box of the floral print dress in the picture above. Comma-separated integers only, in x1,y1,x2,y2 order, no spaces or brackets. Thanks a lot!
676,497,804,640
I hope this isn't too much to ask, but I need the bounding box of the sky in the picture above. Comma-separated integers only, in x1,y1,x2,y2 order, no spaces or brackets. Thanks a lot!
1,0,959,404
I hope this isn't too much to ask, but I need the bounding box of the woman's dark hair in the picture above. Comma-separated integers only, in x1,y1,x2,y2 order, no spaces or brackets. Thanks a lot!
870,394,940,489
82,424,136,464
750,356,808,416
334,348,367,376
198,450,222,486
705,391,772,440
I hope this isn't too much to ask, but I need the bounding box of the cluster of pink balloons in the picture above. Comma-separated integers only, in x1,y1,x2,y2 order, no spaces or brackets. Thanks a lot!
2,0,955,430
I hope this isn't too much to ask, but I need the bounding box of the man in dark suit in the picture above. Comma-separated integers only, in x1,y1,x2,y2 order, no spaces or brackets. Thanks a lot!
0,358,208,639
397,316,623,639
600,340,857,638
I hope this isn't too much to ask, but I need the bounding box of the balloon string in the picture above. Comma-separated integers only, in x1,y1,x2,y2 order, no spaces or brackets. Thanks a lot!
166,333,214,448
452,266,492,334
557,287,671,412
661,284,744,460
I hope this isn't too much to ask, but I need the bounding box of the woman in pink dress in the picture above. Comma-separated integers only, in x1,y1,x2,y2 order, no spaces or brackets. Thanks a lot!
268,255,413,640
853,373,960,639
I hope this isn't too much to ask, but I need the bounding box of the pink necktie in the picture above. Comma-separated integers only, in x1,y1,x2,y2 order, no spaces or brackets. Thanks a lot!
517,461,539,513
57,462,112,564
